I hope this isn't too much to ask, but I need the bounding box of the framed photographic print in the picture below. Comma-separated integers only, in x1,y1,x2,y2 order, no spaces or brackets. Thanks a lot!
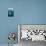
8,8,14,17
18,24,46,41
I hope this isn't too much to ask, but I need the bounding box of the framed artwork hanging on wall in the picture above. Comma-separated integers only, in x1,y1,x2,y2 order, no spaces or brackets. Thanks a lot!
8,8,14,17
